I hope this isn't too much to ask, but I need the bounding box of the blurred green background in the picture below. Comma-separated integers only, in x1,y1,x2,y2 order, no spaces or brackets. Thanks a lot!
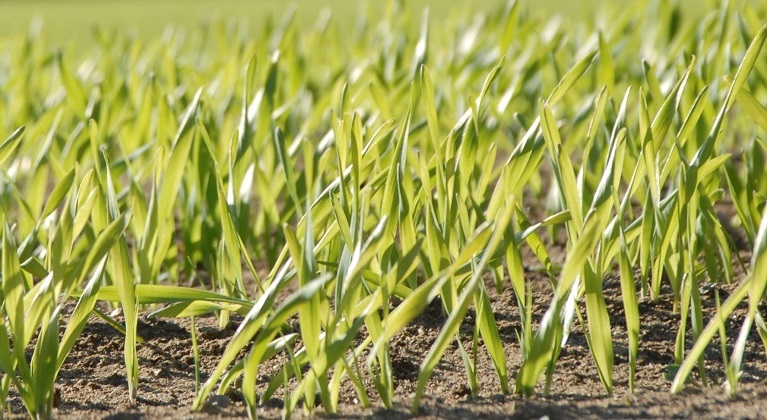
0,0,720,48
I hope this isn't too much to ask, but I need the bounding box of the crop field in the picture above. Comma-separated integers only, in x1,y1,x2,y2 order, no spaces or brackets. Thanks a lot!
0,0,766,418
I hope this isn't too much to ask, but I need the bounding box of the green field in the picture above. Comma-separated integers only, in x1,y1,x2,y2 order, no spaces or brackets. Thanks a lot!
0,0,766,418
0,0,713,46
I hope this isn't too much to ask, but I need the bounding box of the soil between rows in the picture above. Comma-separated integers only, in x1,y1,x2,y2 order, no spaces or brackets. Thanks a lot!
7,205,767,419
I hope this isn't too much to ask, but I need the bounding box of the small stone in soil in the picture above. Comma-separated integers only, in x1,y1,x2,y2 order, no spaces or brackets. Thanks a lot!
207,394,232,409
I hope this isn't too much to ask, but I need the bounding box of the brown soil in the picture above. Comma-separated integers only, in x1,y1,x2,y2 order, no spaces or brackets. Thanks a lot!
8,211,767,419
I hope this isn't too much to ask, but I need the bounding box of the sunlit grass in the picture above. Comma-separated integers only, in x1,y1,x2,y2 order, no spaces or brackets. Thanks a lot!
0,0,766,418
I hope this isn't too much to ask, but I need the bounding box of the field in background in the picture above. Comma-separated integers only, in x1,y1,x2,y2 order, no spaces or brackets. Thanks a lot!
0,0,712,48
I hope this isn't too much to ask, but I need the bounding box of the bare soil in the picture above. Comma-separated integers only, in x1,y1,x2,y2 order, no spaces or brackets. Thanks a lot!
8,209,767,419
